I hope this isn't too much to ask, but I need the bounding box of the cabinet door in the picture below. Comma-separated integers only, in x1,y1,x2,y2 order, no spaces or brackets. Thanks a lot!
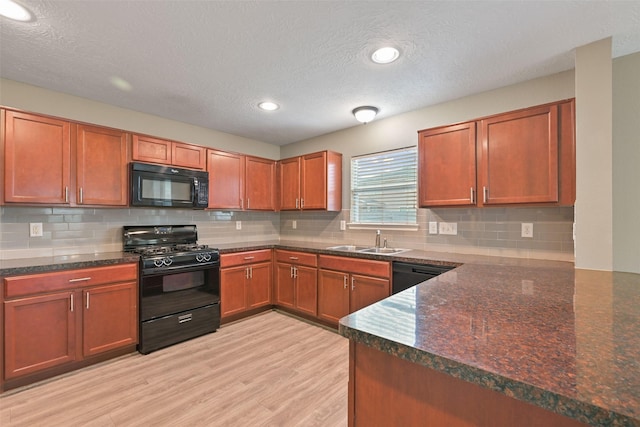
4,111,71,204
207,149,244,209
172,142,206,170
295,265,318,317
318,269,350,325
76,124,129,206
418,122,477,207
132,134,171,165
279,156,300,210
245,156,275,210
220,266,248,318
350,274,390,313
82,282,137,357
247,262,272,309
301,151,327,209
479,104,559,205
275,263,296,309
4,292,76,379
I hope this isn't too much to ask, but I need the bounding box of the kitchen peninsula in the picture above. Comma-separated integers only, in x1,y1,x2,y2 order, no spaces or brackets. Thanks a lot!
339,263,640,427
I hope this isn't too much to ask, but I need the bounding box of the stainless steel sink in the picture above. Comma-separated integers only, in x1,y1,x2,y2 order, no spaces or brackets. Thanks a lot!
326,245,408,255
326,245,369,252
358,247,408,255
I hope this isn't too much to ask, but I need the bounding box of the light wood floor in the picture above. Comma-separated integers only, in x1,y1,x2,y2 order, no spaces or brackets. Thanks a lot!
0,311,349,426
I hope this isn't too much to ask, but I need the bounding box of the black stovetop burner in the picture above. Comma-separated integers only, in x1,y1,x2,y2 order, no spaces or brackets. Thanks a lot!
123,225,219,272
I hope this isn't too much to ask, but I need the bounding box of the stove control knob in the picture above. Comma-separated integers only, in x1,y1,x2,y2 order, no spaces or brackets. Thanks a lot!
203,253,212,261
153,258,164,267
196,254,204,262
163,257,173,266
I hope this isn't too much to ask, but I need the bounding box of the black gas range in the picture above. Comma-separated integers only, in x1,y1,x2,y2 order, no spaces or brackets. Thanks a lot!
123,225,220,354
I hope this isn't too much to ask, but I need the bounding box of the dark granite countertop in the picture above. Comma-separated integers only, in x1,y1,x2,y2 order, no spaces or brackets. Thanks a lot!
5,241,637,426
339,264,640,427
0,252,140,277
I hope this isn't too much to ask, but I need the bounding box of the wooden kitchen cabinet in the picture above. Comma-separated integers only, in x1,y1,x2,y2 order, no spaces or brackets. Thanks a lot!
3,110,130,206
418,99,575,208
317,255,390,326
76,123,129,206
418,122,477,207
279,150,342,211
2,263,138,388
245,156,276,210
220,250,273,320
82,282,138,357
207,149,244,209
207,150,276,210
3,291,76,380
4,110,71,204
275,250,318,317
132,134,206,170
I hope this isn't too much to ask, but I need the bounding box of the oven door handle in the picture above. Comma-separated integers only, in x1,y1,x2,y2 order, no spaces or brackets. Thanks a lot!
178,313,193,323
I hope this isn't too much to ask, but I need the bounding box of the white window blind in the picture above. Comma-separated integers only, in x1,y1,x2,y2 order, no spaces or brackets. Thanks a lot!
350,147,417,225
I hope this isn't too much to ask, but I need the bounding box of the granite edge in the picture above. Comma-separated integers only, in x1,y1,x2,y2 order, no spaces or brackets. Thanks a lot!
338,324,635,427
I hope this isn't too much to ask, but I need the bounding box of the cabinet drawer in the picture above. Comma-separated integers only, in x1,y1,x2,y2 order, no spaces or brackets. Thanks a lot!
220,249,272,267
318,255,390,279
275,250,317,267
4,263,138,299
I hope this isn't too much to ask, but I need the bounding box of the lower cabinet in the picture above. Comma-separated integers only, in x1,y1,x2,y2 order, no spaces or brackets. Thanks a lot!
220,249,273,319
318,255,391,326
275,250,318,317
2,263,138,387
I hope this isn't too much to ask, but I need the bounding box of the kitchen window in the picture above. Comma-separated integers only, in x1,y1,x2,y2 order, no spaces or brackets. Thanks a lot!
350,147,417,227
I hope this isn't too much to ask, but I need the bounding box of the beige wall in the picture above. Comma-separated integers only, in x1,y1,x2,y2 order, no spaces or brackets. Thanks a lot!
281,70,576,207
575,39,614,271
613,52,640,273
0,78,280,160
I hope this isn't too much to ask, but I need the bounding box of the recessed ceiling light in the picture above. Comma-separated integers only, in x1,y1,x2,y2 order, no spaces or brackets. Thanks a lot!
371,47,399,64
110,76,133,92
258,101,279,111
0,0,32,22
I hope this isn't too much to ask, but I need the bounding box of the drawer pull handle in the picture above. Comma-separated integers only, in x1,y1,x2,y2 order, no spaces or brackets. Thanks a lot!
178,313,193,323
289,256,299,260
69,277,91,283
244,256,255,260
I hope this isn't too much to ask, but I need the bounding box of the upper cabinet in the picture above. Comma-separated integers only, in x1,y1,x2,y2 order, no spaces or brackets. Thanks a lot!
418,99,575,208
3,110,129,206
76,124,129,206
207,149,276,211
132,134,206,170
279,150,342,211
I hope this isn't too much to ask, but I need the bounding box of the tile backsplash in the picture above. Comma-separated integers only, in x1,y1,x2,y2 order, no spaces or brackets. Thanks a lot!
1,206,574,262
280,206,575,262
0,207,279,259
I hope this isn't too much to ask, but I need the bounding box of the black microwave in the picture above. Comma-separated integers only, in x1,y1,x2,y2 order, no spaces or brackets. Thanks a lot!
130,162,209,209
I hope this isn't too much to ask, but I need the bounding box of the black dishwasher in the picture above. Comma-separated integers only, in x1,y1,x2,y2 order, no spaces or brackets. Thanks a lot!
392,261,455,294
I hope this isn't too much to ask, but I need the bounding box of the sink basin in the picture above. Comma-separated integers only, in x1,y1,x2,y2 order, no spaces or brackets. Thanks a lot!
326,245,408,255
326,245,369,252
358,247,409,255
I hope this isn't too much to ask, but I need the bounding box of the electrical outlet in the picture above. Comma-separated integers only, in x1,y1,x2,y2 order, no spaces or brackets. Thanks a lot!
29,222,43,237
292,220,297,229
340,220,346,231
521,223,533,238
439,222,457,235
428,221,438,234
235,221,242,230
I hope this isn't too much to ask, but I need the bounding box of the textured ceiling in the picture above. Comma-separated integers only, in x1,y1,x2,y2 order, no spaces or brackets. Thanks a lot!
1,1,639,146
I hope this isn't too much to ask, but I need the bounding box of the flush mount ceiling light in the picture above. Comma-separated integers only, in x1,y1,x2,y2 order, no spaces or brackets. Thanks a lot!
258,101,279,111
352,106,379,124
0,0,32,21
371,47,399,64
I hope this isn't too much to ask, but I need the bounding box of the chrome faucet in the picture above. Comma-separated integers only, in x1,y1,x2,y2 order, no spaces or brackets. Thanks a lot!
375,229,381,249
